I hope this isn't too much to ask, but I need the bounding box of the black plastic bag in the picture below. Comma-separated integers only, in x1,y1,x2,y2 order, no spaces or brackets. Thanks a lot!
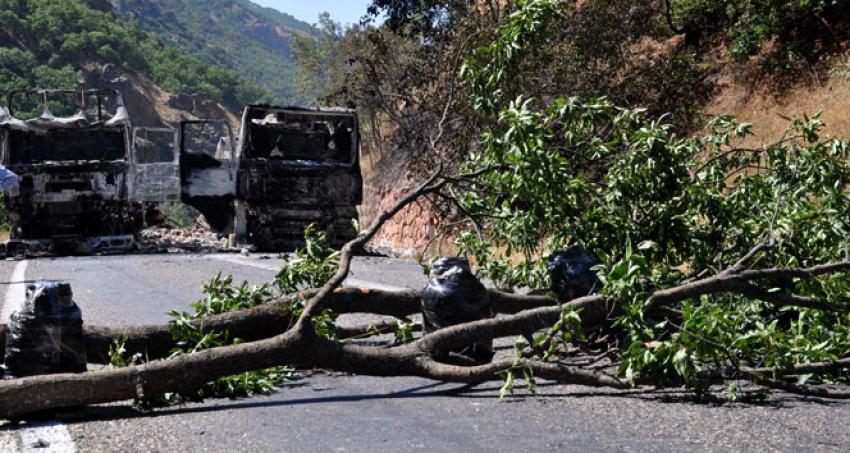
547,246,601,302
56,283,87,373
3,281,86,378
421,257,494,364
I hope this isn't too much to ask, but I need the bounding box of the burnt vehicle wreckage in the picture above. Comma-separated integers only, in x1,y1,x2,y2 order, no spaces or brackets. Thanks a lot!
0,89,141,255
0,89,362,255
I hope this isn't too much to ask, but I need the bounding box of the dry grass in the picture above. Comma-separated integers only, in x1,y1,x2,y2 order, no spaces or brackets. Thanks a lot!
704,71,850,146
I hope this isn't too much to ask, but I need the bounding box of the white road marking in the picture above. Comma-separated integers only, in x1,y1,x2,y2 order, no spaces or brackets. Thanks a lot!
19,421,76,453
1,261,77,453
210,255,410,292
1,260,29,323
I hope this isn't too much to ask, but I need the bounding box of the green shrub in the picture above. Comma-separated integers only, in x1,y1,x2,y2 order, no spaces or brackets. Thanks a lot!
668,0,849,62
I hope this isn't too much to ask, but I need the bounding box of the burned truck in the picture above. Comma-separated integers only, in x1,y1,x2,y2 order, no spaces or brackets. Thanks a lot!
172,105,363,251
0,91,362,253
0,89,145,254
232,105,362,250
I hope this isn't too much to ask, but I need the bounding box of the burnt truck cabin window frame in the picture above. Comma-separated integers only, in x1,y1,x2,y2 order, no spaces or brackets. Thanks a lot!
0,89,141,242
3,90,129,165
7,128,127,164
241,106,358,166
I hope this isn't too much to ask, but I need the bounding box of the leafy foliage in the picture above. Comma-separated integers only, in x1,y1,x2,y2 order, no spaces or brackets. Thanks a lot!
393,321,415,344
365,0,474,36
275,225,341,340
290,13,350,107
303,0,715,198
164,226,343,402
538,1,709,130
667,0,849,62
275,225,340,294
457,0,850,394
107,336,143,369
166,274,290,402
292,1,501,191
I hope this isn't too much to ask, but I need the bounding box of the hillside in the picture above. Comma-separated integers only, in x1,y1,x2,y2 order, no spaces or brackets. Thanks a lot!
705,57,850,146
0,0,265,117
109,0,316,105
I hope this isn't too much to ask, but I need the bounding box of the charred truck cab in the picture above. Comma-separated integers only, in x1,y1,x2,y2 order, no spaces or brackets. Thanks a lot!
0,89,142,254
175,105,363,251
233,105,362,250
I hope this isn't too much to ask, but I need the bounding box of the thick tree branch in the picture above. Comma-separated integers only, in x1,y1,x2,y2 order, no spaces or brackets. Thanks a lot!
737,261,850,281
0,287,559,363
415,295,609,356
649,261,850,311
733,283,845,311
750,357,850,376
418,358,628,388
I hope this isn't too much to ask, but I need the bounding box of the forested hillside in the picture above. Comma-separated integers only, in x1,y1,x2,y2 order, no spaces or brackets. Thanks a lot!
110,0,317,105
0,0,267,112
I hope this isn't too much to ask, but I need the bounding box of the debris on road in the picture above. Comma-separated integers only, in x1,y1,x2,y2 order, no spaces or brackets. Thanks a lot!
547,246,601,302
136,217,234,254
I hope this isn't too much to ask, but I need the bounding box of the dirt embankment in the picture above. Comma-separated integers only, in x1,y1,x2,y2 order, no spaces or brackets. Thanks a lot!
706,70,850,145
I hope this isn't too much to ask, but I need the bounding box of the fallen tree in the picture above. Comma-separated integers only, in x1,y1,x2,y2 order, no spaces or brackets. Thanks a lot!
0,167,613,418
1,164,850,419
2,0,850,419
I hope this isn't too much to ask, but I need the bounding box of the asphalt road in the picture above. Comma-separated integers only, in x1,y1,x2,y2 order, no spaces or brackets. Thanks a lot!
0,253,849,452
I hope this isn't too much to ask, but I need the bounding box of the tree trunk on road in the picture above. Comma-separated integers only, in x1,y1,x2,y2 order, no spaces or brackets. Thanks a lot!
1,169,849,419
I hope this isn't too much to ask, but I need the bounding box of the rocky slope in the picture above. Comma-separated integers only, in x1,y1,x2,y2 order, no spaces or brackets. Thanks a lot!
81,64,238,128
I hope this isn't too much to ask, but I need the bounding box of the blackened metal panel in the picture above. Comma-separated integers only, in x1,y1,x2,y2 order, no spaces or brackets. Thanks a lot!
240,106,359,165
237,161,362,205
